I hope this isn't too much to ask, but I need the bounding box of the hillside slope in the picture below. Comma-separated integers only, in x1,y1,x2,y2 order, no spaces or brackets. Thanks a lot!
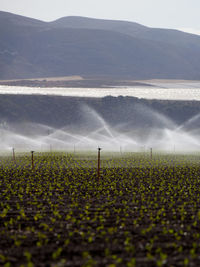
1,12,200,79
0,95,200,129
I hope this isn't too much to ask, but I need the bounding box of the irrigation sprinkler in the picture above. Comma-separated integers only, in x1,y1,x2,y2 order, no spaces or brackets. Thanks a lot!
97,147,102,182
31,151,35,169
150,148,153,160
12,148,15,162
143,146,146,158
74,144,76,154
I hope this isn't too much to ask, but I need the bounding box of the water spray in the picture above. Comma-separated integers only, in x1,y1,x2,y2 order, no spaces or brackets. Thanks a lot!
1,106,200,152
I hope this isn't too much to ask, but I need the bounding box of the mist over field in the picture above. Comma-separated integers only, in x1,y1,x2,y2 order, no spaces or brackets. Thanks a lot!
0,94,199,152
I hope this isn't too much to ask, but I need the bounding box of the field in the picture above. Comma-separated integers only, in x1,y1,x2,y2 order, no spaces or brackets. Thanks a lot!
1,151,200,266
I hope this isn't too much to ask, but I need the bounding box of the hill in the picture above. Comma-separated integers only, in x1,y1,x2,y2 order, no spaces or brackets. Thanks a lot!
0,94,200,129
1,12,200,79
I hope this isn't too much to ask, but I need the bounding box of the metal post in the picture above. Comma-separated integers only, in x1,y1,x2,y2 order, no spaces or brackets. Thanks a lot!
12,148,15,163
31,151,35,169
74,144,76,154
150,147,153,160
97,147,102,182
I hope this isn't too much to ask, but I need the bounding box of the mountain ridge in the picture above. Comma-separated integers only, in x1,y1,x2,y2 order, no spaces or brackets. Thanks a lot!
1,11,200,80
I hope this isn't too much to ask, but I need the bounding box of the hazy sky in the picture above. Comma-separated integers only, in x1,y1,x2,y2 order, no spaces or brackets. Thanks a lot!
0,0,200,34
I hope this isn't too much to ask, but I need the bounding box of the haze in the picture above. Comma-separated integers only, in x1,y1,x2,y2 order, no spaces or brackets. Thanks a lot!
0,0,200,34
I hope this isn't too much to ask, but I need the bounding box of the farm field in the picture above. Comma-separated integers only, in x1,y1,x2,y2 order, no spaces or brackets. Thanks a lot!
1,151,200,266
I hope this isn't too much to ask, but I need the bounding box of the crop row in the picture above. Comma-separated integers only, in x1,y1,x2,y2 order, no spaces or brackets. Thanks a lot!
0,152,200,266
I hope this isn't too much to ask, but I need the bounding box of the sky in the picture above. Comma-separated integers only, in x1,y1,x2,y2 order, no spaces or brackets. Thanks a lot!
0,0,200,35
